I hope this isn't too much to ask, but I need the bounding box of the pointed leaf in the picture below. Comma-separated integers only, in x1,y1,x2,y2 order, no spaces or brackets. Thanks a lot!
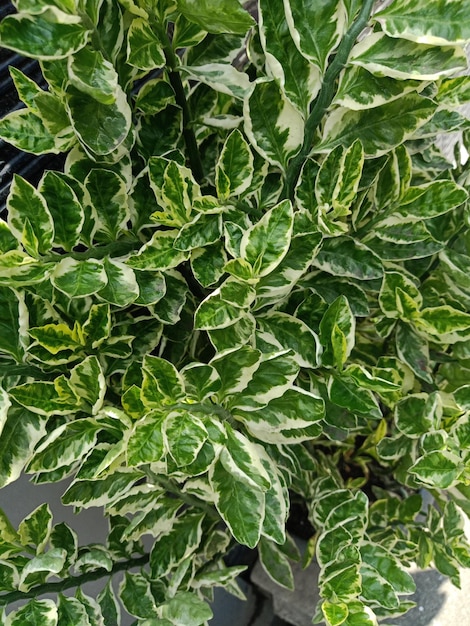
0,11,89,59
315,94,435,156
84,169,130,242
240,200,293,277
374,0,470,45
52,258,107,298
259,0,320,113
177,0,254,34
245,80,304,171
127,18,165,70
209,458,264,548
39,171,84,251
350,32,467,80
257,312,321,368
7,174,54,255
69,47,119,104
216,129,254,199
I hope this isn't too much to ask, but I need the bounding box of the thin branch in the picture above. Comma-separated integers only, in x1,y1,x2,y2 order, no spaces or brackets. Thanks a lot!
0,553,149,606
155,24,205,183
283,0,376,200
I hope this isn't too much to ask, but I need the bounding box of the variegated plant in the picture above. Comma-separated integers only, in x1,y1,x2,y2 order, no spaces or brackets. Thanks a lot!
0,0,470,624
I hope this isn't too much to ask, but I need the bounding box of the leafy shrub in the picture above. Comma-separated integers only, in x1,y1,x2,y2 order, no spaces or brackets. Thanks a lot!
0,0,470,624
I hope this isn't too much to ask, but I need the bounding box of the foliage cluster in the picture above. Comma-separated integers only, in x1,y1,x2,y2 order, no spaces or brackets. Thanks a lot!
1,0,470,624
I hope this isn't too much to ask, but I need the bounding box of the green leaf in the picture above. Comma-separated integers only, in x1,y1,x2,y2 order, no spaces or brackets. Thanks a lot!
52,258,107,298
163,410,208,467
283,0,346,73
208,315,256,354
127,413,165,466
235,386,324,443
10,380,78,417
18,503,53,553
177,0,254,34
149,158,200,227
0,560,19,593
127,230,189,271
66,86,131,156
50,522,78,569
416,306,470,343
180,63,252,100
319,296,355,369
222,427,271,490
173,212,222,251
151,269,187,325
134,270,166,305
361,542,416,594
135,78,175,115
315,94,435,156
69,355,105,414
0,109,59,155
258,0,321,113
360,563,399,610
0,406,47,488
82,304,111,348
396,323,432,383
150,511,205,578
0,10,89,59
181,364,221,402
84,169,130,242
0,287,27,362
314,237,383,280
241,200,293,277
395,393,440,438
99,258,139,307
7,174,54,255
7,599,58,626
212,346,262,398
322,601,349,626
334,65,422,110
378,271,422,320
257,312,321,368
396,181,468,221
141,355,185,407
258,537,294,590
57,594,91,626
29,323,82,355
69,47,119,104
195,290,249,330
437,76,470,106
38,172,84,251
119,572,157,619
209,457,265,548
191,241,227,287
126,17,165,70
256,232,322,305
19,547,67,589
374,0,470,45
216,129,254,199
350,32,467,80
245,80,304,171
410,450,463,488
316,140,364,213
62,470,143,509
28,419,100,472
161,591,213,626
97,581,120,626
328,374,382,419
9,65,44,109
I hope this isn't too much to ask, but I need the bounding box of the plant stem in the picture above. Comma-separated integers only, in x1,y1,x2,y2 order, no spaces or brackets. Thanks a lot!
0,554,149,606
283,0,375,200
155,24,205,183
